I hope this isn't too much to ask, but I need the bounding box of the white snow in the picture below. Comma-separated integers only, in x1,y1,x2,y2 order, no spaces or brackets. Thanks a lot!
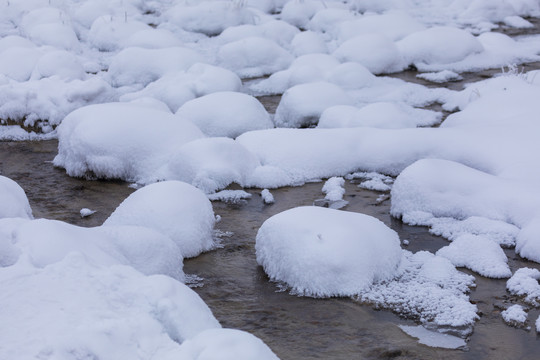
0,175,33,219
207,190,253,203
274,82,354,128
166,137,260,194
256,206,403,297
261,189,275,204
104,181,216,259
346,172,394,192
322,177,346,202
79,208,96,218
507,268,540,306
53,103,205,184
436,234,511,278
177,328,279,360
417,70,463,83
176,92,272,138
502,305,528,326
399,325,466,349
318,102,441,129
217,37,293,78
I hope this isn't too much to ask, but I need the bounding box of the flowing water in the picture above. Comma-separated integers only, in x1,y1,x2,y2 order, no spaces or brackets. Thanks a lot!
1,139,540,360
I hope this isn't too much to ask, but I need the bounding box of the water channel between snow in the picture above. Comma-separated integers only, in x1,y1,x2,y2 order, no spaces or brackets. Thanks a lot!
2,139,540,360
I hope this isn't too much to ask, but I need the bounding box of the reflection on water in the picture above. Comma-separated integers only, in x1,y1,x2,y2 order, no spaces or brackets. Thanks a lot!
2,139,540,360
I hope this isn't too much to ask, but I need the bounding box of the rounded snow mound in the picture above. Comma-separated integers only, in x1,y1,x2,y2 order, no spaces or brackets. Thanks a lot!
0,176,33,220
176,92,272,138
256,206,402,297
177,328,279,360
217,37,294,78
167,137,260,194
53,102,205,183
104,181,216,259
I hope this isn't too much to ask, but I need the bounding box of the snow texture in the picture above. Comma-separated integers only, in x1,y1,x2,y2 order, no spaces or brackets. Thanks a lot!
502,305,528,326
436,234,511,278
507,268,540,306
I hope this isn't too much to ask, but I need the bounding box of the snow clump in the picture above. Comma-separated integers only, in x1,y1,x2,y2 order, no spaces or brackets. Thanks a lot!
507,268,540,306
502,305,528,327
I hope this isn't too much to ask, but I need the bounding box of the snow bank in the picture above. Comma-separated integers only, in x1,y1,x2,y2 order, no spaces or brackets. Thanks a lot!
397,26,484,66
166,137,260,194
256,206,402,297
104,181,216,258
54,103,205,183
0,176,33,219
177,328,279,360
436,234,511,278
0,254,220,360
176,92,272,138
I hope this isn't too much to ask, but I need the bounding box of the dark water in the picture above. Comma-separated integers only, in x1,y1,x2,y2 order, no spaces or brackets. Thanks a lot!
2,140,540,360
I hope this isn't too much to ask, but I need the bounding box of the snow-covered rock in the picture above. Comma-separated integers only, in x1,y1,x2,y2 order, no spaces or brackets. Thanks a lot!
256,206,402,297
502,305,528,326
104,181,216,259
176,92,272,138
53,103,205,183
274,82,354,128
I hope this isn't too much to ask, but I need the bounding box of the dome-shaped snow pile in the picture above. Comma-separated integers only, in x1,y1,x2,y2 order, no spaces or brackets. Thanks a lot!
0,175,33,219
53,102,205,183
256,206,402,297
104,181,216,258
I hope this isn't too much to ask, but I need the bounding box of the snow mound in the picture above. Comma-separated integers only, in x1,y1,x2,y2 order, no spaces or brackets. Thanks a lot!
0,217,184,280
53,103,205,183
165,1,257,36
177,328,279,360
290,31,328,56
417,70,463,83
88,16,151,51
261,189,275,204
502,305,528,327
217,37,294,78
166,137,260,194
0,176,33,219
176,92,272,138
256,206,402,297
107,47,205,87
322,177,346,202
274,82,354,128
436,234,511,278
120,63,242,112
332,34,404,74
104,181,215,259
507,268,540,306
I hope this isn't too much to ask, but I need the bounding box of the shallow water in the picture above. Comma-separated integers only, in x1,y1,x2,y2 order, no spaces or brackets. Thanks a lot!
2,140,540,359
